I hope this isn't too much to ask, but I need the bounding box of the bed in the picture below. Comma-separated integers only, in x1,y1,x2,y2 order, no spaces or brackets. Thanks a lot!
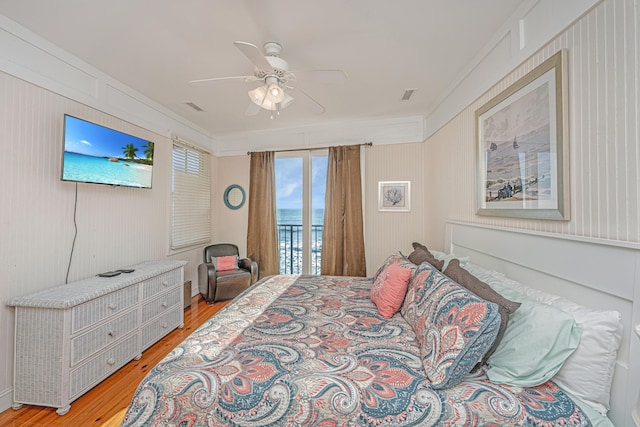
121,223,638,426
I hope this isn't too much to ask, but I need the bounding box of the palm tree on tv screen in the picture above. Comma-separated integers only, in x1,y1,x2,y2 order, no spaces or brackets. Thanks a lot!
143,141,154,162
122,144,138,160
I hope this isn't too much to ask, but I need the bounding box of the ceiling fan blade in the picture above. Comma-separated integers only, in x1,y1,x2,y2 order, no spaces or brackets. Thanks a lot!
234,41,273,71
188,76,257,86
292,69,349,84
291,87,325,115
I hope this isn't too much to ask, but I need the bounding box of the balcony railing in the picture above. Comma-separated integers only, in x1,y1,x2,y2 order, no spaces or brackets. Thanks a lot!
277,224,323,275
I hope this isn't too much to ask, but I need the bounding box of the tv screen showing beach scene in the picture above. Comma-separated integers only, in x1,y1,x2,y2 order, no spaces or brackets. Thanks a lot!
62,115,154,188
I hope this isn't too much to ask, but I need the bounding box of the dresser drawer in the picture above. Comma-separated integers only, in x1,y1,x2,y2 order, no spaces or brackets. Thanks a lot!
71,286,138,333
141,287,181,324
69,332,138,400
142,269,181,300
141,307,182,351
9,261,186,414
70,308,138,366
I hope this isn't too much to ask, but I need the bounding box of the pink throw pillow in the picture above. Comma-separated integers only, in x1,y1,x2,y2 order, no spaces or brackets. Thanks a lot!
212,255,238,271
371,262,413,318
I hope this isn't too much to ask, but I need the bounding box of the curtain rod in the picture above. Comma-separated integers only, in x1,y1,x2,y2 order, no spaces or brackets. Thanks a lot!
247,141,372,155
171,136,211,154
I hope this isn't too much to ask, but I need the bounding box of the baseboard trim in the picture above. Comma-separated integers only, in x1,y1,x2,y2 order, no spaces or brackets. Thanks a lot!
0,387,13,414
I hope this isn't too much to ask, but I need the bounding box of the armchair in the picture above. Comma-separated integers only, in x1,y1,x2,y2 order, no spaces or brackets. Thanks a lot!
197,243,258,303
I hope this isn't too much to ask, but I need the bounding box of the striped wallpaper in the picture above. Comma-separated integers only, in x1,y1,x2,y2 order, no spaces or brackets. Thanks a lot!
0,72,204,401
424,0,640,247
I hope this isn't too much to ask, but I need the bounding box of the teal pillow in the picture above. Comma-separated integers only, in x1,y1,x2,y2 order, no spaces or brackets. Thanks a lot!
464,264,582,387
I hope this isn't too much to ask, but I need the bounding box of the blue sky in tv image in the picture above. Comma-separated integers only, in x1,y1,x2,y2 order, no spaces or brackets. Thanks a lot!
64,115,153,159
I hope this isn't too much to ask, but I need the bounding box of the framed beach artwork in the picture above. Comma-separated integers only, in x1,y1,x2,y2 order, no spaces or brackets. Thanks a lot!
476,49,569,220
378,181,410,212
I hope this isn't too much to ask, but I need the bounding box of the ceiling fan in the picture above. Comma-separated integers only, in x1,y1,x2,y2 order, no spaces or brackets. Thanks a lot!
189,41,348,118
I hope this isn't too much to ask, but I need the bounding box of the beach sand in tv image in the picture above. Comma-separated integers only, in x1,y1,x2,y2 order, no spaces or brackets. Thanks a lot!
62,116,154,188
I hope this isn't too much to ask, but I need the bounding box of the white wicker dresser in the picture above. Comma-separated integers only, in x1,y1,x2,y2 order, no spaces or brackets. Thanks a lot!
7,260,187,415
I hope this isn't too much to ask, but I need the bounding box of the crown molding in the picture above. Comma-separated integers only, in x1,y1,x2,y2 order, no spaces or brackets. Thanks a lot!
211,115,426,156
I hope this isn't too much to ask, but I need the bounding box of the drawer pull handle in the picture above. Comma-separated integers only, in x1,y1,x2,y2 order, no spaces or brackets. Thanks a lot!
162,323,168,329
107,358,115,365
162,302,168,308
162,281,169,287
108,303,117,310
107,330,115,338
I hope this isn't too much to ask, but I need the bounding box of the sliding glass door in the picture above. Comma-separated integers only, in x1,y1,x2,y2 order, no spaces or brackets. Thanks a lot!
275,150,327,274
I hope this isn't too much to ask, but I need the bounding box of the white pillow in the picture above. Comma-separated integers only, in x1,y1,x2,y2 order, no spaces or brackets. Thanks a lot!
430,249,470,271
484,269,622,416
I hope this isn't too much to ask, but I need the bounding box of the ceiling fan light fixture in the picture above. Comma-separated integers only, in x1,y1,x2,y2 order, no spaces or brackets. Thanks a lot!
248,86,267,106
262,93,294,111
267,83,285,103
261,97,277,110
195,41,339,118
248,85,293,112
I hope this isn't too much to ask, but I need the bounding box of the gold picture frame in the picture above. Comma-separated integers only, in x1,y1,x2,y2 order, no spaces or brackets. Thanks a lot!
476,49,569,220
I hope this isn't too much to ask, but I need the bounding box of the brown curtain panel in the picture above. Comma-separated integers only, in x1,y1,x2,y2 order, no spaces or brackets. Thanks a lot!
321,145,367,276
247,151,280,279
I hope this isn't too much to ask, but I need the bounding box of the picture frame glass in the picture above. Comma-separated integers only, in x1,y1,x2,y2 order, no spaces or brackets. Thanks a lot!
476,50,569,220
378,181,410,212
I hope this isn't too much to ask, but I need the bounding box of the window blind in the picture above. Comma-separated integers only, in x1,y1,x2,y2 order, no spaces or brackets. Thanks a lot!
171,140,211,249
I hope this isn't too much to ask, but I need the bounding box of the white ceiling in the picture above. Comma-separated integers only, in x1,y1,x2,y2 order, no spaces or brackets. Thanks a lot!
0,0,527,138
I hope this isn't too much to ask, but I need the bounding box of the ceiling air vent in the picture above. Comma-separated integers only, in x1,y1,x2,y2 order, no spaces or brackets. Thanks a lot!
401,89,416,101
185,102,204,112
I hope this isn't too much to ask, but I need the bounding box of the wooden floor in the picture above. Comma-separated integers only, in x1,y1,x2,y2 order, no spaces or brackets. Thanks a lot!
0,295,228,427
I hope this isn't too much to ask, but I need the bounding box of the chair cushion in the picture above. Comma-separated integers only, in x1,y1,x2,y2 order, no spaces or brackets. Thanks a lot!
216,268,250,280
212,255,238,271
205,244,240,261
215,269,252,300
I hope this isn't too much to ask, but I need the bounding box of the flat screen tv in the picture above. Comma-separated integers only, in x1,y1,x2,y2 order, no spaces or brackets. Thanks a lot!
61,114,154,188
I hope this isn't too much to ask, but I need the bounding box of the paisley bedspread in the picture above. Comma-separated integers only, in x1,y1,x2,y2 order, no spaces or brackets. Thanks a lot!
121,275,591,426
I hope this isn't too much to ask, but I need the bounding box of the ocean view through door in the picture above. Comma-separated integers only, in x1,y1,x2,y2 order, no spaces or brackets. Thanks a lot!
275,151,327,274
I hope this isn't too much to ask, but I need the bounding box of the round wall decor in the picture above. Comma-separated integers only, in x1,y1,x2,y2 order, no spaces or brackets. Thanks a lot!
223,184,246,210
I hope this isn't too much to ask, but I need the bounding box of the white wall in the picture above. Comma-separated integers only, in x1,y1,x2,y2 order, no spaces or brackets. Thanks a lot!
207,0,614,271
424,0,640,249
212,142,428,277
0,72,206,409
212,156,250,257
363,143,427,273
204,0,640,273
0,14,217,411
0,14,213,150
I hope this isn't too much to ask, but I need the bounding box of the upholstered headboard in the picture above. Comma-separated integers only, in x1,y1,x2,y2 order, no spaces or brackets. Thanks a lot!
444,221,640,427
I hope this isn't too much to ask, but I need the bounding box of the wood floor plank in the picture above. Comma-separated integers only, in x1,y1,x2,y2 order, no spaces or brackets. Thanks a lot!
0,295,227,426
